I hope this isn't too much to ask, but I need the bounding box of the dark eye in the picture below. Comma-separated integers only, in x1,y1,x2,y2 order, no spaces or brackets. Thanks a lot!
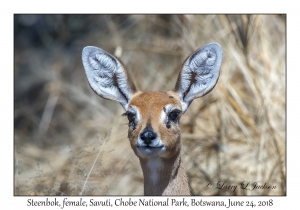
122,111,137,130
126,112,135,122
122,111,135,122
168,109,181,121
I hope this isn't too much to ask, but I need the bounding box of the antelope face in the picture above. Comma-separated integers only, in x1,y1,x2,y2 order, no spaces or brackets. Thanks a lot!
82,43,222,160
125,91,183,159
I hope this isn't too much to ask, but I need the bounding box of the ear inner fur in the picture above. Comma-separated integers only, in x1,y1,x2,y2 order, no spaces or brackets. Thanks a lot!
174,43,222,112
82,46,136,110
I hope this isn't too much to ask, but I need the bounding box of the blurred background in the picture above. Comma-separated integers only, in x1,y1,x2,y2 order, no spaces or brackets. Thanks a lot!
14,14,286,195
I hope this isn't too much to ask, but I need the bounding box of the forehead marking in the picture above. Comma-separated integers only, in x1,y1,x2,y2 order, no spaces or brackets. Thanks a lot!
129,91,180,108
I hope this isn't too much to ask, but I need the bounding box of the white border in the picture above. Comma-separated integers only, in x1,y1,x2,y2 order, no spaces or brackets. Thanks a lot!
3,0,296,209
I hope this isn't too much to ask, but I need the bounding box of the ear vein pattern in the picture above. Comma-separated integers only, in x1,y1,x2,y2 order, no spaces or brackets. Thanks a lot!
176,43,222,112
82,46,136,110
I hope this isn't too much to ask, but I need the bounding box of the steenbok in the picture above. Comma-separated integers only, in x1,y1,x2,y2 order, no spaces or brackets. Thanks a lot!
82,43,222,195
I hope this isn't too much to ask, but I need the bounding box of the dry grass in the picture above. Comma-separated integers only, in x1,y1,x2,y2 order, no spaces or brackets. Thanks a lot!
14,14,285,195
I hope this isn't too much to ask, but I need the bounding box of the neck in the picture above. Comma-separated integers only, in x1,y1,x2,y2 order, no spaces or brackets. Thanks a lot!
139,150,190,195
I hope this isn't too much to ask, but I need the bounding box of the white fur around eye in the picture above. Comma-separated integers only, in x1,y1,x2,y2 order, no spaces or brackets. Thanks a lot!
160,111,166,123
160,104,171,123
128,106,141,122
160,104,181,123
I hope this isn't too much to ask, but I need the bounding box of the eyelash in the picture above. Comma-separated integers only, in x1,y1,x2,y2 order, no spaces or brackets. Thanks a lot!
122,111,136,129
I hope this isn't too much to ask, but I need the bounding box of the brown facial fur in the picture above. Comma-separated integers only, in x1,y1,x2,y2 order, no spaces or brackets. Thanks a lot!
127,91,182,159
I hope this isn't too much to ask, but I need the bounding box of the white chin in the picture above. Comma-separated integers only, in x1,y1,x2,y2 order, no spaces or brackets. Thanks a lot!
136,146,166,159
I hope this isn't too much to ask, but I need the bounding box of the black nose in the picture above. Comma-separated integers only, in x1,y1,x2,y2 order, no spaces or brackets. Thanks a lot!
140,130,157,145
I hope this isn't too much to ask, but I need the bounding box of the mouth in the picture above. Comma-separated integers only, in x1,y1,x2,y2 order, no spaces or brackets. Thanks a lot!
136,145,165,158
137,145,164,152
137,145,163,148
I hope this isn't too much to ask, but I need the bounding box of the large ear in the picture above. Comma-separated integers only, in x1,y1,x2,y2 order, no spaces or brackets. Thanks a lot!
175,43,222,113
82,46,137,110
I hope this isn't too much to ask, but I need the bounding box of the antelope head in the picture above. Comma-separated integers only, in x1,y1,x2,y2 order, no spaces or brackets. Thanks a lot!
82,43,222,195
